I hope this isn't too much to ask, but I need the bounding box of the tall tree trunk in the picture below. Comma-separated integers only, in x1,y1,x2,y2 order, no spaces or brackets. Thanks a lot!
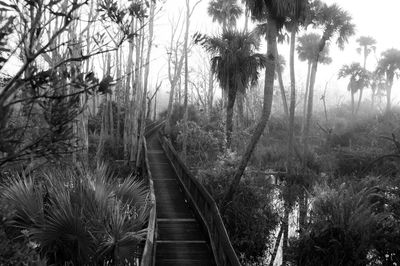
165,49,185,134
136,1,155,167
226,88,236,149
287,29,296,173
237,91,245,128
129,19,141,163
356,88,363,114
351,91,355,115
276,46,289,117
386,79,392,113
302,61,311,134
182,0,191,162
222,18,277,210
283,29,297,266
116,48,122,146
303,59,319,168
303,37,327,169
123,21,135,162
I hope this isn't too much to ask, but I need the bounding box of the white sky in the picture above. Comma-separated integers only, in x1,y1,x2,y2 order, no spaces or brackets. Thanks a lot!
151,0,400,111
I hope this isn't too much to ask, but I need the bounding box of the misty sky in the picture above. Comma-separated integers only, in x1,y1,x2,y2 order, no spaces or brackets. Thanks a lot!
151,0,400,111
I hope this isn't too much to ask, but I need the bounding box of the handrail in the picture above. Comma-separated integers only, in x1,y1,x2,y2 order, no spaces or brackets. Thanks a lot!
140,120,165,266
140,138,157,266
159,134,241,266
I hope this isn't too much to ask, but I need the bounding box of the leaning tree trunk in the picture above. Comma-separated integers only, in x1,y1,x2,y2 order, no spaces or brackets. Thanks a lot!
269,225,283,266
222,18,278,211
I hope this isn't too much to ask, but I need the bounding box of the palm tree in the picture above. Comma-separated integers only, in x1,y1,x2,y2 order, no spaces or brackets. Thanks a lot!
207,0,243,31
201,30,266,148
304,2,355,164
338,63,371,115
356,36,376,69
356,36,376,111
376,48,400,113
297,32,332,132
222,5,309,266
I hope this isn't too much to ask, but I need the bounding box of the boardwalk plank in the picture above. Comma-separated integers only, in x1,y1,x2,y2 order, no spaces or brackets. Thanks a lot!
147,135,216,266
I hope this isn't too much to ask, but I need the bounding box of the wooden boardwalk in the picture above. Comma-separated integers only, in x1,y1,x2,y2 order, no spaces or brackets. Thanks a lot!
146,134,216,266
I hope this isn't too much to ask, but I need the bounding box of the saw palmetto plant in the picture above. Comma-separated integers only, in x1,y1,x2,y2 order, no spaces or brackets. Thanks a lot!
1,164,150,265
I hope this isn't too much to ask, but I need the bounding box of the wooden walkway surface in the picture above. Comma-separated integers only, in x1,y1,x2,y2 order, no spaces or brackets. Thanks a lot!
146,134,216,266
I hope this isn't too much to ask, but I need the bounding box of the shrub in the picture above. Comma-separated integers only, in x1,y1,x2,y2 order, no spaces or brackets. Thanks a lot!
198,161,278,264
0,165,149,265
289,178,400,266
175,121,222,167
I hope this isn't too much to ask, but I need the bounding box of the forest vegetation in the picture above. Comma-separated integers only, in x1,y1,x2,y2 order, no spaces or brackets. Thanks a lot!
0,0,400,265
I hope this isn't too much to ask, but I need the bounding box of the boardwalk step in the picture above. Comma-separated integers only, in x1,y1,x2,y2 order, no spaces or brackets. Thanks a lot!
156,242,215,266
147,135,216,266
158,220,206,241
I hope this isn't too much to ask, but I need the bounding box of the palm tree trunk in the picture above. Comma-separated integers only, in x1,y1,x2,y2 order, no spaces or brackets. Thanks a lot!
302,61,311,134
351,91,355,115
276,46,289,117
222,18,277,211
287,29,296,173
282,29,297,266
356,88,363,114
386,79,392,113
237,91,245,128
226,88,236,149
303,59,319,168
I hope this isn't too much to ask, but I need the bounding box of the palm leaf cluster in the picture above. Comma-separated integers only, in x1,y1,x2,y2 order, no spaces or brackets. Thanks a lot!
244,0,308,28
207,0,243,30
311,2,355,49
297,33,332,65
1,165,150,265
203,30,266,96
376,48,400,81
338,63,371,94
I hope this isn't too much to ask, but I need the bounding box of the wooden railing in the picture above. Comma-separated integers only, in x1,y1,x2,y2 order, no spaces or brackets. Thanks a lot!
140,120,165,266
159,134,241,266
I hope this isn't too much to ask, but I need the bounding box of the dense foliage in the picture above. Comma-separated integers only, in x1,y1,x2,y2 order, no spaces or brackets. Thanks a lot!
0,165,149,265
